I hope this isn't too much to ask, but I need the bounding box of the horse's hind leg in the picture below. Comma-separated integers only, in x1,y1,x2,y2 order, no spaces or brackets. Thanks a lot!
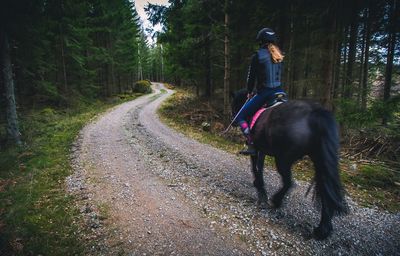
271,157,294,208
251,153,268,206
313,200,333,240
311,154,336,240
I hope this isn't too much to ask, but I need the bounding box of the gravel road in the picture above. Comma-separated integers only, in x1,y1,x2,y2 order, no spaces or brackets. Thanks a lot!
67,83,399,255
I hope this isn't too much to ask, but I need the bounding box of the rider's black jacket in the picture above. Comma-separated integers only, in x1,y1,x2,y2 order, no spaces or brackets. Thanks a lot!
246,47,282,93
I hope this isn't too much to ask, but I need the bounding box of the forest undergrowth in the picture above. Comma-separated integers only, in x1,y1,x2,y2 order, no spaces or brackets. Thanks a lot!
0,92,144,255
158,87,400,213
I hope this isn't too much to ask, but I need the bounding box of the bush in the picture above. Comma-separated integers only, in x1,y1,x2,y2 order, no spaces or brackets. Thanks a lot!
335,96,400,129
164,83,175,90
132,80,152,94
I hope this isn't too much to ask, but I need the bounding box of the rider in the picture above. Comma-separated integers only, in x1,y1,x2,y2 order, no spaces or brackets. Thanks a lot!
236,27,286,155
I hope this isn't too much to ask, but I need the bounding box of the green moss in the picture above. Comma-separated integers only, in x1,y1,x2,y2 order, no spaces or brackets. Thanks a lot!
132,80,152,93
341,164,400,212
0,93,144,255
356,165,398,188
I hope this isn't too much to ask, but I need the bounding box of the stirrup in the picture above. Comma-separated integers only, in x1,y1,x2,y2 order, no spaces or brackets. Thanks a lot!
239,144,256,155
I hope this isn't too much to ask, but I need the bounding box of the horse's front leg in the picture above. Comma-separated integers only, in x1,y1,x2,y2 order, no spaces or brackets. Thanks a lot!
271,157,294,208
251,152,268,206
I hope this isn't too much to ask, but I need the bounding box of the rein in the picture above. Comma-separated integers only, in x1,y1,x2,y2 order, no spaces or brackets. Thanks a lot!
220,97,251,135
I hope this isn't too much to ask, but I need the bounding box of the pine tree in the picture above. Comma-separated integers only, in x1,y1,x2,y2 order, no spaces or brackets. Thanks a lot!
1,26,21,145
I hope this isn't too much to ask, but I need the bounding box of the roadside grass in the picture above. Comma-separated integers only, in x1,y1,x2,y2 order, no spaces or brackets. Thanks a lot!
340,164,399,211
159,90,243,154
158,88,400,213
0,93,144,255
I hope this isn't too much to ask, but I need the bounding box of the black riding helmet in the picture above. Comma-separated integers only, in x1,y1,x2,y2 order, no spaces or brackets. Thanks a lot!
256,28,278,44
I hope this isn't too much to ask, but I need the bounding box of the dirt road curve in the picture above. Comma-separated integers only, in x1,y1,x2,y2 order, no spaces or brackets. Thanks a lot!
68,83,399,255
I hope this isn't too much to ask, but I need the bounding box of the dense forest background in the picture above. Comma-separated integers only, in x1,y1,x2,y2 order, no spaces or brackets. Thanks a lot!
147,0,399,110
0,1,398,253
146,0,400,165
0,0,164,146
1,0,399,162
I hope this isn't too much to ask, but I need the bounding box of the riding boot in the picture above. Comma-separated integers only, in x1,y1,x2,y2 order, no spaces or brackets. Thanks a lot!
238,121,256,156
239,135,257,155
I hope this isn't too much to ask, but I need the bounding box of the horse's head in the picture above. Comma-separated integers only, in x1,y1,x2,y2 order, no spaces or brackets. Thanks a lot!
231,89,248,124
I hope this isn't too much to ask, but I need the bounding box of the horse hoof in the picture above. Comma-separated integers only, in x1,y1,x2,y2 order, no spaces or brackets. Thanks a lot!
313,226,332,240
257,195,269,208
267,199,278,209
257,201,268,209
270,197,283,209
257,199,269,209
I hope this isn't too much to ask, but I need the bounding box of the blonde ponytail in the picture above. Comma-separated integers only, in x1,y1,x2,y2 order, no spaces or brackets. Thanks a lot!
267,43,284,63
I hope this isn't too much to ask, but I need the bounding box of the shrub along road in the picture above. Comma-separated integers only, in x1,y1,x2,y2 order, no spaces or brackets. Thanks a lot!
68,83,399,255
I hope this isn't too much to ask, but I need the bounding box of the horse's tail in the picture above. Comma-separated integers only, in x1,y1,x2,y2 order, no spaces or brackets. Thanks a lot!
309,109,348,216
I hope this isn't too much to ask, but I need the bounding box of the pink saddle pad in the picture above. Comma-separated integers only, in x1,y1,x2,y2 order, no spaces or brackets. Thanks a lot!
250,108,266,130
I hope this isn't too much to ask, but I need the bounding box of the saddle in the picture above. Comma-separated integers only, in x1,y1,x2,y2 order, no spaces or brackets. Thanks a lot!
250,92,287,130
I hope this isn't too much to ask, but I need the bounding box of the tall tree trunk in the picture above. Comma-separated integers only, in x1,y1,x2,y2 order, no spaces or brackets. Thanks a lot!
361,4,372,110
358,12,366,105
108,33,116,95
301,18,311,98
344,3,359,99
160,44,164,82
223,0,230,117
204,33,212,97
60,29,68,94
333,33,343,100
341,26,349,97
383,0,398,124
118,75,122,94
1,29,21,145
59,0,68,94
130,71,133,91
138,42,143,81
104,64,110,96
278,0,290,51
332,9,344,103
321,2,339,110
285,3,295,96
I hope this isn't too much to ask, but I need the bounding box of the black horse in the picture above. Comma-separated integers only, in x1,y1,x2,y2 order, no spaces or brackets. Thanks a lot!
231,89,347,240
